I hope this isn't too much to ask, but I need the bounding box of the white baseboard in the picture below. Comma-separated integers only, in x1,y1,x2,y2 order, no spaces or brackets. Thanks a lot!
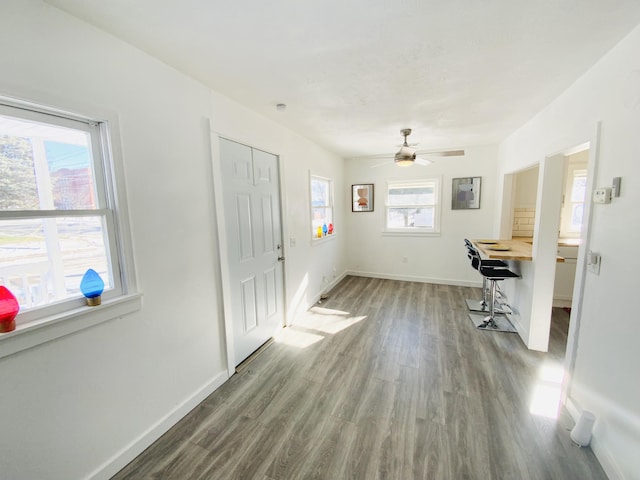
565,396,580,420
88,371,229,480
311,271,348,305
346,270,482,288
505,313,524,337
564,397,625,480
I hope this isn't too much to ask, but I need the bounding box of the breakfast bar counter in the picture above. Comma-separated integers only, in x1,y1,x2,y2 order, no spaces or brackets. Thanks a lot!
472,239,565,263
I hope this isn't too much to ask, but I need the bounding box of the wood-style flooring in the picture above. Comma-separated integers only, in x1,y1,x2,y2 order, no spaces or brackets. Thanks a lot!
112,276,607,480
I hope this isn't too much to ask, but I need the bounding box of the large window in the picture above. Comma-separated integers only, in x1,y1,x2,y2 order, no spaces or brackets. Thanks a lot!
310,175,334,239
385,179,440,234
0,101,128,326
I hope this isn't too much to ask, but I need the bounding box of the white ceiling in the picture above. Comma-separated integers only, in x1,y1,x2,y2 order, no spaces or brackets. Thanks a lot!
45,0,640,158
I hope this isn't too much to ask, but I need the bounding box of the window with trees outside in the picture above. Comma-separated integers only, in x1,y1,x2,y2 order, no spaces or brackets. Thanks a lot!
310,175,334,240
0,100,130,329
385,179,441,234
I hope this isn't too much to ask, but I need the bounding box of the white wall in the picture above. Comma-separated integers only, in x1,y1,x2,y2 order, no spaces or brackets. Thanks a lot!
344,146,498,286
496,23,640,480
514,166,539,208
0,1,345,479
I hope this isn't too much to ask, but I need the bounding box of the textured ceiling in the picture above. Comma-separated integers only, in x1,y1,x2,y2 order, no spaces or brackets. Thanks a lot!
45,0,640,158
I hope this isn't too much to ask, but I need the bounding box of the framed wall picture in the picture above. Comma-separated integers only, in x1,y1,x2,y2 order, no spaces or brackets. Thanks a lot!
352,184,374,212
452,177,481,209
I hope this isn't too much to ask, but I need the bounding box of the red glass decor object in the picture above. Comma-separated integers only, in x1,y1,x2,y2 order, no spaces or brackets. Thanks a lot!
328,223,334,234
0,286,20,333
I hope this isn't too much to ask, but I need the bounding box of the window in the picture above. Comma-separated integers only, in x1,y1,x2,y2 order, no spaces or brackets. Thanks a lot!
310,175,334,239
385,179,441,234
567,169,587,232
0,100,130,328
560,165,587,237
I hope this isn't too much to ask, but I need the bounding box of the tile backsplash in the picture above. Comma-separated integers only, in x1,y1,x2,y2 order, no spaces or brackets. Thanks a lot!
512,208,536,237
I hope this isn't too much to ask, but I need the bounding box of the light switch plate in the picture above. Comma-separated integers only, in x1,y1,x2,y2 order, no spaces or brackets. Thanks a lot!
612,177,621,197
587,250,601,274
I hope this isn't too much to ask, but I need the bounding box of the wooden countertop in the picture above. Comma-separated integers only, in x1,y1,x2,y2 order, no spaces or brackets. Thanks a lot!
472,239,565,262
512,236,581,247
473,239,533,261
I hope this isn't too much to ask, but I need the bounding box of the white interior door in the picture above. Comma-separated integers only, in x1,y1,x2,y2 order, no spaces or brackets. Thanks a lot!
219,138,285,366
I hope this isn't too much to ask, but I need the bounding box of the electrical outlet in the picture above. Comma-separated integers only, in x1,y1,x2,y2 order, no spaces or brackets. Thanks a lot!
593,188,611,204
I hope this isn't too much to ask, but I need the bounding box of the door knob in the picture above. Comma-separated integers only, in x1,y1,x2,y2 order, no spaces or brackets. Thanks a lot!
278,256,285,261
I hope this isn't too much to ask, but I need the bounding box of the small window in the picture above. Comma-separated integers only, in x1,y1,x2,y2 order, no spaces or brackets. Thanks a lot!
0,100,130,327
568,171,587,232
310,175,334,239
385,179,440,234
560,165,587,237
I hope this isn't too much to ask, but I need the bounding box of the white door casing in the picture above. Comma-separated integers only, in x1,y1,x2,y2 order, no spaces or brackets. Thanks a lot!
218,138,285,367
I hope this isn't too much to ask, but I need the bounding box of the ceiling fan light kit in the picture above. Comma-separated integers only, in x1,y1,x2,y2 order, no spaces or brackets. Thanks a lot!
368,128,460,168
394,145,416,167
394,128,419,167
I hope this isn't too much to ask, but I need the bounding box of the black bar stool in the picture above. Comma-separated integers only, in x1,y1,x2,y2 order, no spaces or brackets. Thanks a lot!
464,240,508,313
469,249,520,329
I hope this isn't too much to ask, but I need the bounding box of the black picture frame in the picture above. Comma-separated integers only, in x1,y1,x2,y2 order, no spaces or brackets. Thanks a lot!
352,184,374,212
452,177,481,209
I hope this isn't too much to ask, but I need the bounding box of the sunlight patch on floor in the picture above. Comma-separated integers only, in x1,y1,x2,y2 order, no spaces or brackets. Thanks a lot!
529,361,565,419
274,327,324,349
295,306,367,335
308,306,351,316
305,307,366,334
276,306,367,348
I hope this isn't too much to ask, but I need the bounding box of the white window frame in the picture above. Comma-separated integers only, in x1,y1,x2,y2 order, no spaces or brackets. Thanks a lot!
560,165,587,237
0,97,139,358
309,174,335,242
383,178,442,236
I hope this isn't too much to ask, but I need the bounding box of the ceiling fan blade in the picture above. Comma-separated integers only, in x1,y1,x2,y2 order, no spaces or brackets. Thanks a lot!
415,157,432,166
419,149,465,157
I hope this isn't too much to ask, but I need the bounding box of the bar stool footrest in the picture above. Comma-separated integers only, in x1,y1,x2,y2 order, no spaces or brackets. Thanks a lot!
468,312,517,333
465,299,512,315
465,298,488,312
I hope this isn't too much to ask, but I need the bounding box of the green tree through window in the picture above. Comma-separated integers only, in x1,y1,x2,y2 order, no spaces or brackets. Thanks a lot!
0,135,38,210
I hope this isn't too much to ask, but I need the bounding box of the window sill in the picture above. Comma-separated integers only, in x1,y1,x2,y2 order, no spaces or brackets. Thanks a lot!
0,293,142,359
311,233,337,245
382,230,441,237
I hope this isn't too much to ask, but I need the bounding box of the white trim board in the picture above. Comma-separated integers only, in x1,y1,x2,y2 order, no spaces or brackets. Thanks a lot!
565,397,625,480
88,371,228,480
346,270,482,288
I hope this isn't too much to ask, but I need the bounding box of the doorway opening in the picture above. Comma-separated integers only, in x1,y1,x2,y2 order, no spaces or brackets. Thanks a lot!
552,148,589,311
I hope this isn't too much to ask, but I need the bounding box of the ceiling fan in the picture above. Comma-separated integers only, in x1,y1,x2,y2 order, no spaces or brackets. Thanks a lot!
393,128,464,167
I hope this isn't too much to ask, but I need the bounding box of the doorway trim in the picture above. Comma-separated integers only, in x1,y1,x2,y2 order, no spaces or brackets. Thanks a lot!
561,123,601,404
209,129,288,377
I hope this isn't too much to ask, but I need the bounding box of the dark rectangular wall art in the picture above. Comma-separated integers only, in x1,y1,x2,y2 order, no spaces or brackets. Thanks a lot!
452,177,481,209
